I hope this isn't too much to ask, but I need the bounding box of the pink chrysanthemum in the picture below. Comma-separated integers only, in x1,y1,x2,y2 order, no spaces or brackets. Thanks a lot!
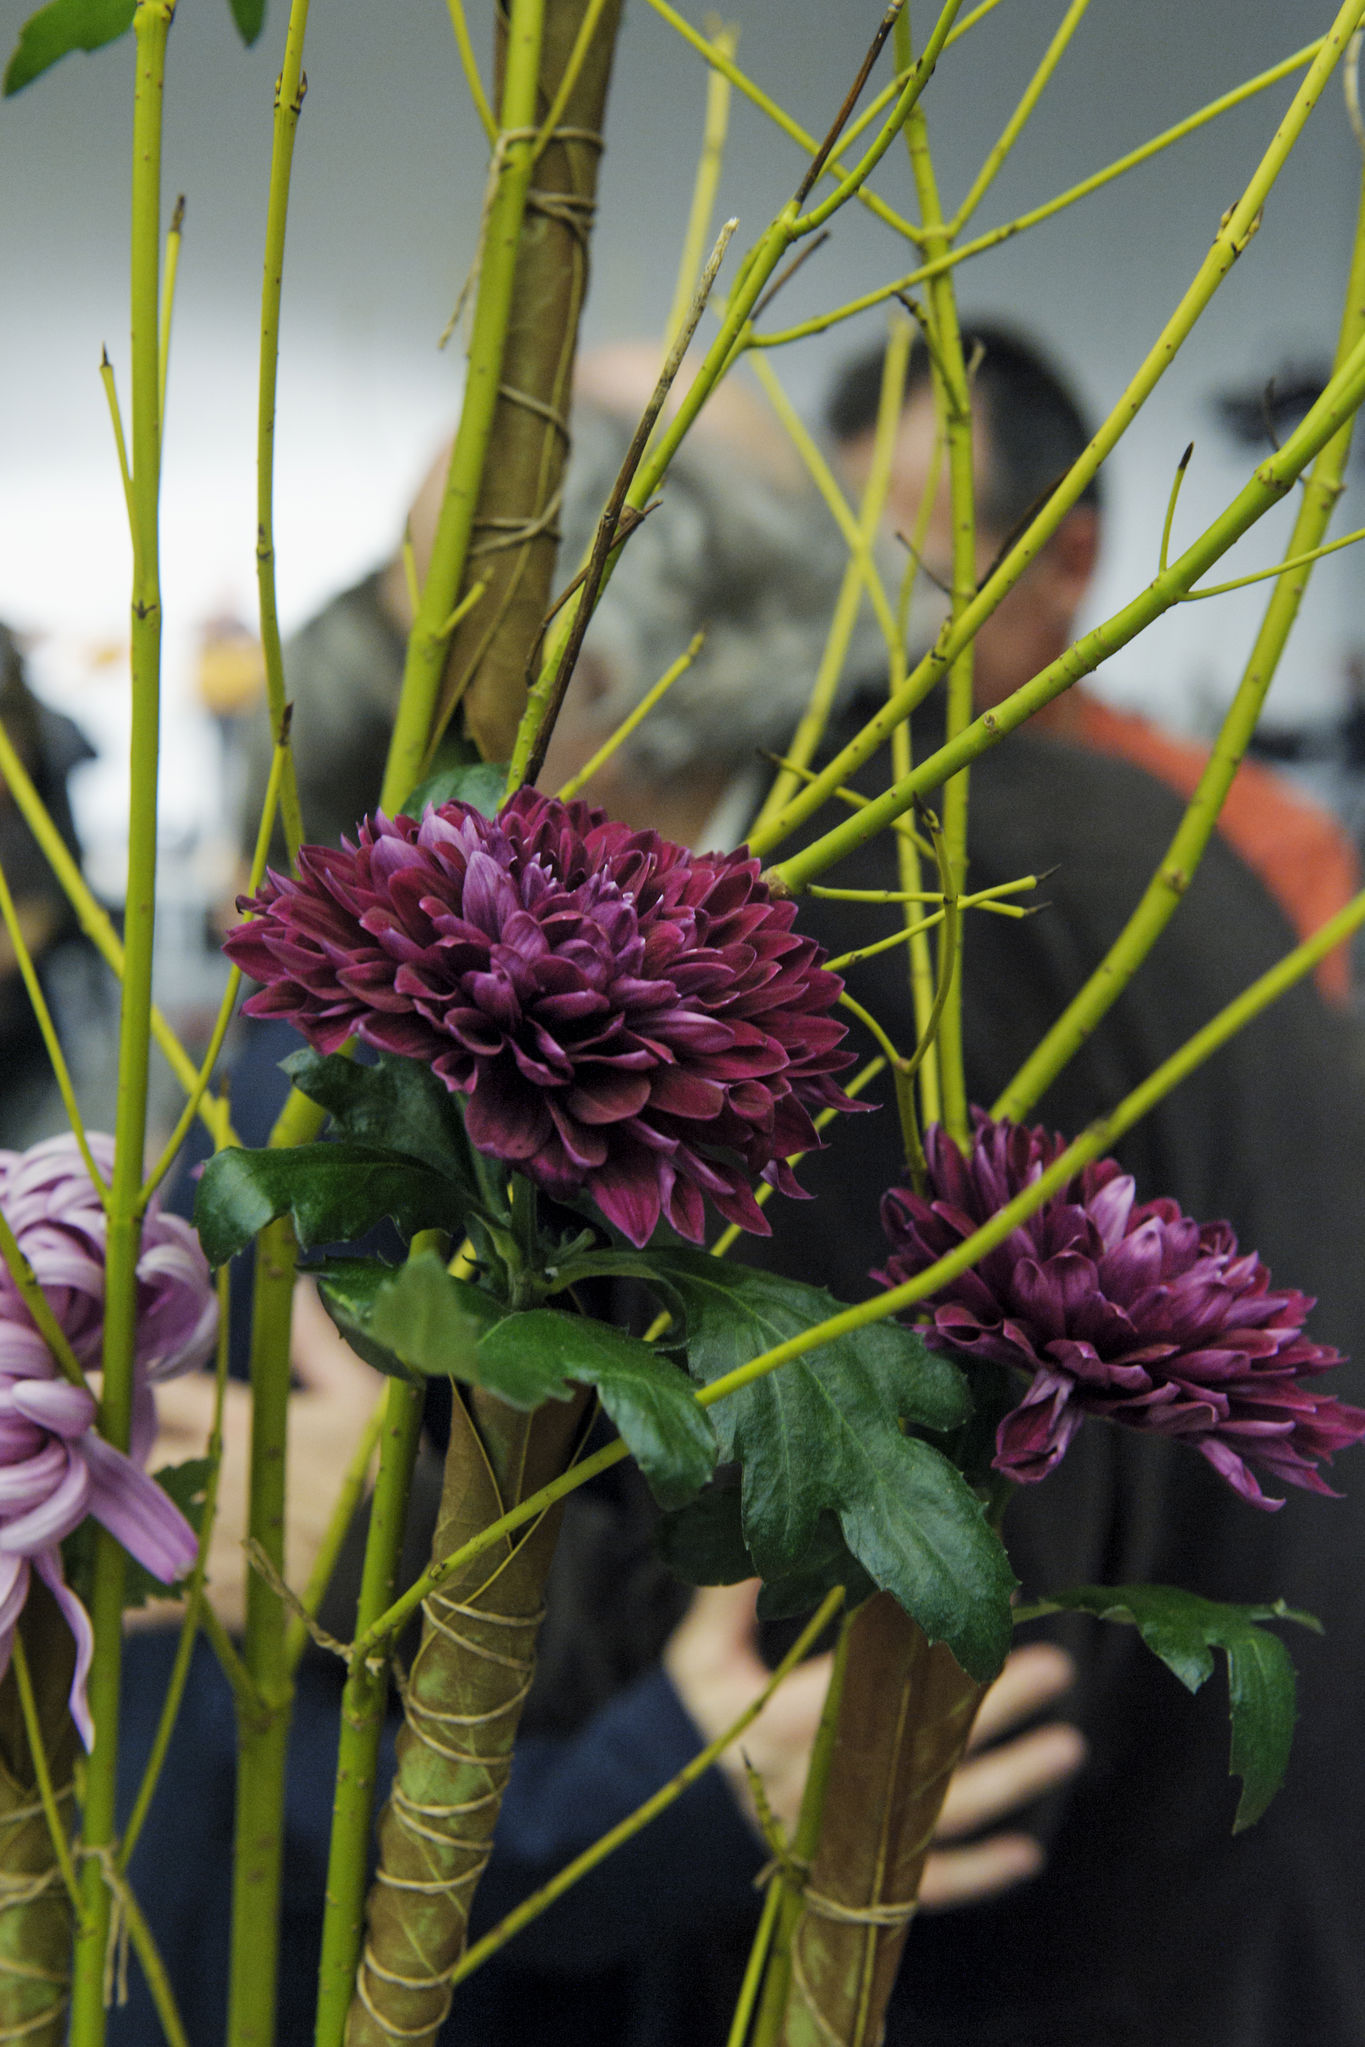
225,790,859,1248
876,1115,1365,1510
0,1134,214,1744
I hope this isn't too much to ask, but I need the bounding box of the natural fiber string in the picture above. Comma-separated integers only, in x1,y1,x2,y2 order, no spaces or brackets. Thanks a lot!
354,1582,546,2029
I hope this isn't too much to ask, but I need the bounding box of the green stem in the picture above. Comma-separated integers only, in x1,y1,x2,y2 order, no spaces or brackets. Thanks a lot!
766,320,1365,893
382,0,548,807
8,1640,79,1917
255,0,309,865
70,10,172,2041
450,1588,845,1988
313,1377,425,2047
997,149,1365,1122
901,39,973,1143
0,1208,90,1393
0,854,105,1202
0,717,234,1147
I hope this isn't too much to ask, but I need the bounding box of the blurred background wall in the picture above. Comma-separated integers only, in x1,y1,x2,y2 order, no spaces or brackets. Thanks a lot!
0,0,1359,926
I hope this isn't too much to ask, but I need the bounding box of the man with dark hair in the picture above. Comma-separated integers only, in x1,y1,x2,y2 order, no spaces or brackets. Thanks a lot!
827,322,1360,1002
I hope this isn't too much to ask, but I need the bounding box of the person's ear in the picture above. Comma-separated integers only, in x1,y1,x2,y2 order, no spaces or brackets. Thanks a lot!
1040,505,1099,622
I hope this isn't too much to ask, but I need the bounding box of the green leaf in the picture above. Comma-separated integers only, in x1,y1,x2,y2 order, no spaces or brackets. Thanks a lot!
660,1482,877,1615
281,1048,499,1212
1032,1584,1319,1828
475,1307,717,1509
315,1249,500,1381
4,0,134,94
194,1142,465,1266
401,759,509,821
646,1251,1014,1682
226,0,266,43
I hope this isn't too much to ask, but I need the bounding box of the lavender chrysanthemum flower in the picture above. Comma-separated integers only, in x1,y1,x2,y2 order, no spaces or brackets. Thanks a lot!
0,1132,219,1385
876,1115,1365,1511
0,1134,214,1745
226,790,860,1248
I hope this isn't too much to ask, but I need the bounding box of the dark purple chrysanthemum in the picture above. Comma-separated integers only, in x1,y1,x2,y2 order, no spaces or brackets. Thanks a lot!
226,790,860,1248
876,1114,1365,1510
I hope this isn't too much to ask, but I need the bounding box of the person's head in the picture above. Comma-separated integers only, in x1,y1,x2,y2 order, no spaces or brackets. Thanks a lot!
529,354,878,840
826,322,1101,713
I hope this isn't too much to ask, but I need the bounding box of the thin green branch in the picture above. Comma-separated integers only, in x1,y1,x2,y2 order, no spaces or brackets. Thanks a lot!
664,20,737,343
1179,517,1365,598
445,0,498,141
284,1390,386,1677
554,631,705,799
753,6,1365,870
450,1588,846,1986
752,39,1326,349
158,193,184,446
0,717,234,1147
119,1261,233,1870
9,1635,81,1916
949,0,1093,233
996,151,1365,1121
99,351,135,530
1159,441,1195,573
0,852,106,1201
254,0,310,866
0,1207,89,1391
383,0,549,810
643,0,927,247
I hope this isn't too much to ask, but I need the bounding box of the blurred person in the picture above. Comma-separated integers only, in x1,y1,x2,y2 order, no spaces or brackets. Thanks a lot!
828,322,1362,1004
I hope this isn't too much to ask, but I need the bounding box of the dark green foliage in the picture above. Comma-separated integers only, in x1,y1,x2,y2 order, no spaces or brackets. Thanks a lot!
1029,1584,1320,1828
4,0,134,95
226,0,266,43
644,1251,1016,1681
400,758,509,821
282,1048,503,1216
660,1481,877,1616
194,1142,464,1267
317,1250,717,1511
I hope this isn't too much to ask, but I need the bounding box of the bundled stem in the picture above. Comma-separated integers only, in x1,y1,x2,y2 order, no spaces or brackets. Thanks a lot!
434,0,625,764
344,1389,589,2047
753,1597,984,2047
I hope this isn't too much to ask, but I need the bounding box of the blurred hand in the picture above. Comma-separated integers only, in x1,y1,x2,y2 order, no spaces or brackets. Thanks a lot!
663,1582,1084,1910
133,1279,383,1633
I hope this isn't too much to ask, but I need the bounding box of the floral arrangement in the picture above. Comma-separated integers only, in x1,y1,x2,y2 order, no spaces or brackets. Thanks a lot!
1,3,1364,2047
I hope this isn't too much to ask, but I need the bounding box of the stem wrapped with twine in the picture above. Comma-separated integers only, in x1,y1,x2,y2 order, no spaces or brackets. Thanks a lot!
345,1387,589,2047
0,1590,81,2047
756,1594,984,2047
436,0,624,763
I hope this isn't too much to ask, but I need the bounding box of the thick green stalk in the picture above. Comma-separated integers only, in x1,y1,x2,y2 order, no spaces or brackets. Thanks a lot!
749,0,1365,860
766,323,1365,894
997,150,1365,1122
254,0,310,863
70,9,172,2040
313,1378,425,2047
382,0,548,801
900,34,973,1143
